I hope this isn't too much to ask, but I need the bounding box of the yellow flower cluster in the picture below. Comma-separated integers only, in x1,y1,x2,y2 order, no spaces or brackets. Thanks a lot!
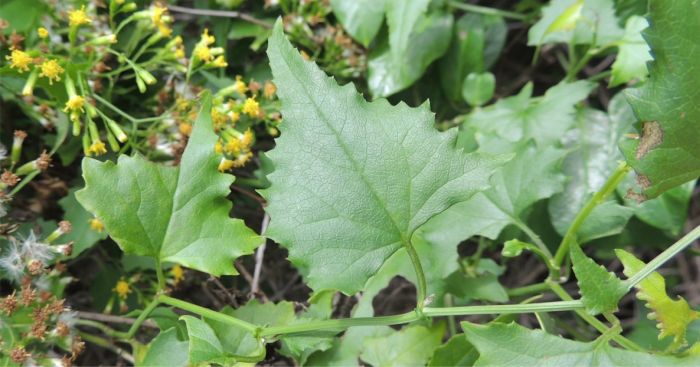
6,49,33,72
151,4,172,37
113,278,131,300
68,5,92,27
39,59,64,84
193,29,226,68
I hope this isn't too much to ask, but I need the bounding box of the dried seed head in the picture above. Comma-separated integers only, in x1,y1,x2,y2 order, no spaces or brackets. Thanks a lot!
58,221,72,234
27,259,45,275
10,346,30,364
1,292,18,315
1,170,20,186
36,150,51,171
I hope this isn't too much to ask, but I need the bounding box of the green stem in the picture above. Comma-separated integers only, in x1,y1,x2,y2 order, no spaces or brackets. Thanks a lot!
625,225,700,291
447,0,529,21
404,240,428,309
155,259,166,290
547,282,643,351
261,301,584,337
513,219,554,260
552,162,630,276
159,295,258,333
125,297,162,339
507,282,551,297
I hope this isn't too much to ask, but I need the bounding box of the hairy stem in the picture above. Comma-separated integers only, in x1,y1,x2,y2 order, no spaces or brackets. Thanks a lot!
159,295,258,333
552,162,630,277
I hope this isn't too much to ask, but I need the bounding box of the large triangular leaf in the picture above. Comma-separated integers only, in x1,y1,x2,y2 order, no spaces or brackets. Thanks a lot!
463,322,700,366
76,94,260,276
620,0,700,198
262,20,503,294
360,324,445,367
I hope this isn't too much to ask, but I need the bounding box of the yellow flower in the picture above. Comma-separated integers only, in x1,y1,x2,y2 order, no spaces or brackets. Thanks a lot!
218,157,235,172
263,81,276,99
229,111,240,123
211,108,228,128
39,59,64,85
241,129,254,148
158,23,172,37
171,265,185,285
38,27,49,39
151,4,167,25
211,55,227,68
224,138,242,154
89,218,104,232
87,141,107,156
69,5,92,27
201,28,215,45
113,279,131,300
194,44,212,62
174,45,185,59
242,98,260,118
6,49,33,73
179,122,192,136
214,141,223,154
63,95,85,113
232,152,253,168
175,97,189,111
233,76,247,95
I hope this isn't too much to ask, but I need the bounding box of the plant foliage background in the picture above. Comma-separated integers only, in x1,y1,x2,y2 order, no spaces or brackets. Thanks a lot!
1,0,700,366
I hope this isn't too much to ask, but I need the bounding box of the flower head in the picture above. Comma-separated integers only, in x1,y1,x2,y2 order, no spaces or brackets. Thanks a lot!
89,218,104,232
87,141,107,156
201,28,215,45
63,95,85,113
171,265,185,285
263,81,277,99
38,27,49,39
113,279,131,300
68,6,92,27
194,44,212,62
233,76,247,95
6,49,33,72
218,158,234,172
211,55,227,68
242,97,260,118
39,59,64,84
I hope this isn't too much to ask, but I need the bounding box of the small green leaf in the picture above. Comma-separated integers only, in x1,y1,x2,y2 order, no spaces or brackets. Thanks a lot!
263,20,504,294
616,249,700,351
529,0,623,47
462,72,496,107
330,0,386,47
181,316,227,365
367,0,453,97
139,328,188,367
570,243,626,315
463,321,700,366
620,0,700,198
360,324,445,367
609,15,652,87
428,334,478,367
76,94,260,276
502,239,533,258
439,13,507,101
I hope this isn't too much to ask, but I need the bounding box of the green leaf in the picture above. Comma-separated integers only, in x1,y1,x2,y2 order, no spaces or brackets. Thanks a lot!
306,327,393,366
181,316,228,365
279,291,337,364
462,72,496,107
619,179,694,238
446,260,509,303
263,20,503,295
58,188,107,258
570,243,626,315
206,301,295,358
610,15,652,87
463,322,700,366
139,328,188,367
76,94,260,276
528,0,623,47
330,0,386,47
367,0,453,97
465,81,594,154
360,324,445,367
549,95,636,243
616,249,700,351
620,0,700,198
428,334,478,367
502,239,532,258
422,146,565,249
439,13,507,101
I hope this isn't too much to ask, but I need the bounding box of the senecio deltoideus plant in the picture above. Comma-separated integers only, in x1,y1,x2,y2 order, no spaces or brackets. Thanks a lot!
70,0,700,364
